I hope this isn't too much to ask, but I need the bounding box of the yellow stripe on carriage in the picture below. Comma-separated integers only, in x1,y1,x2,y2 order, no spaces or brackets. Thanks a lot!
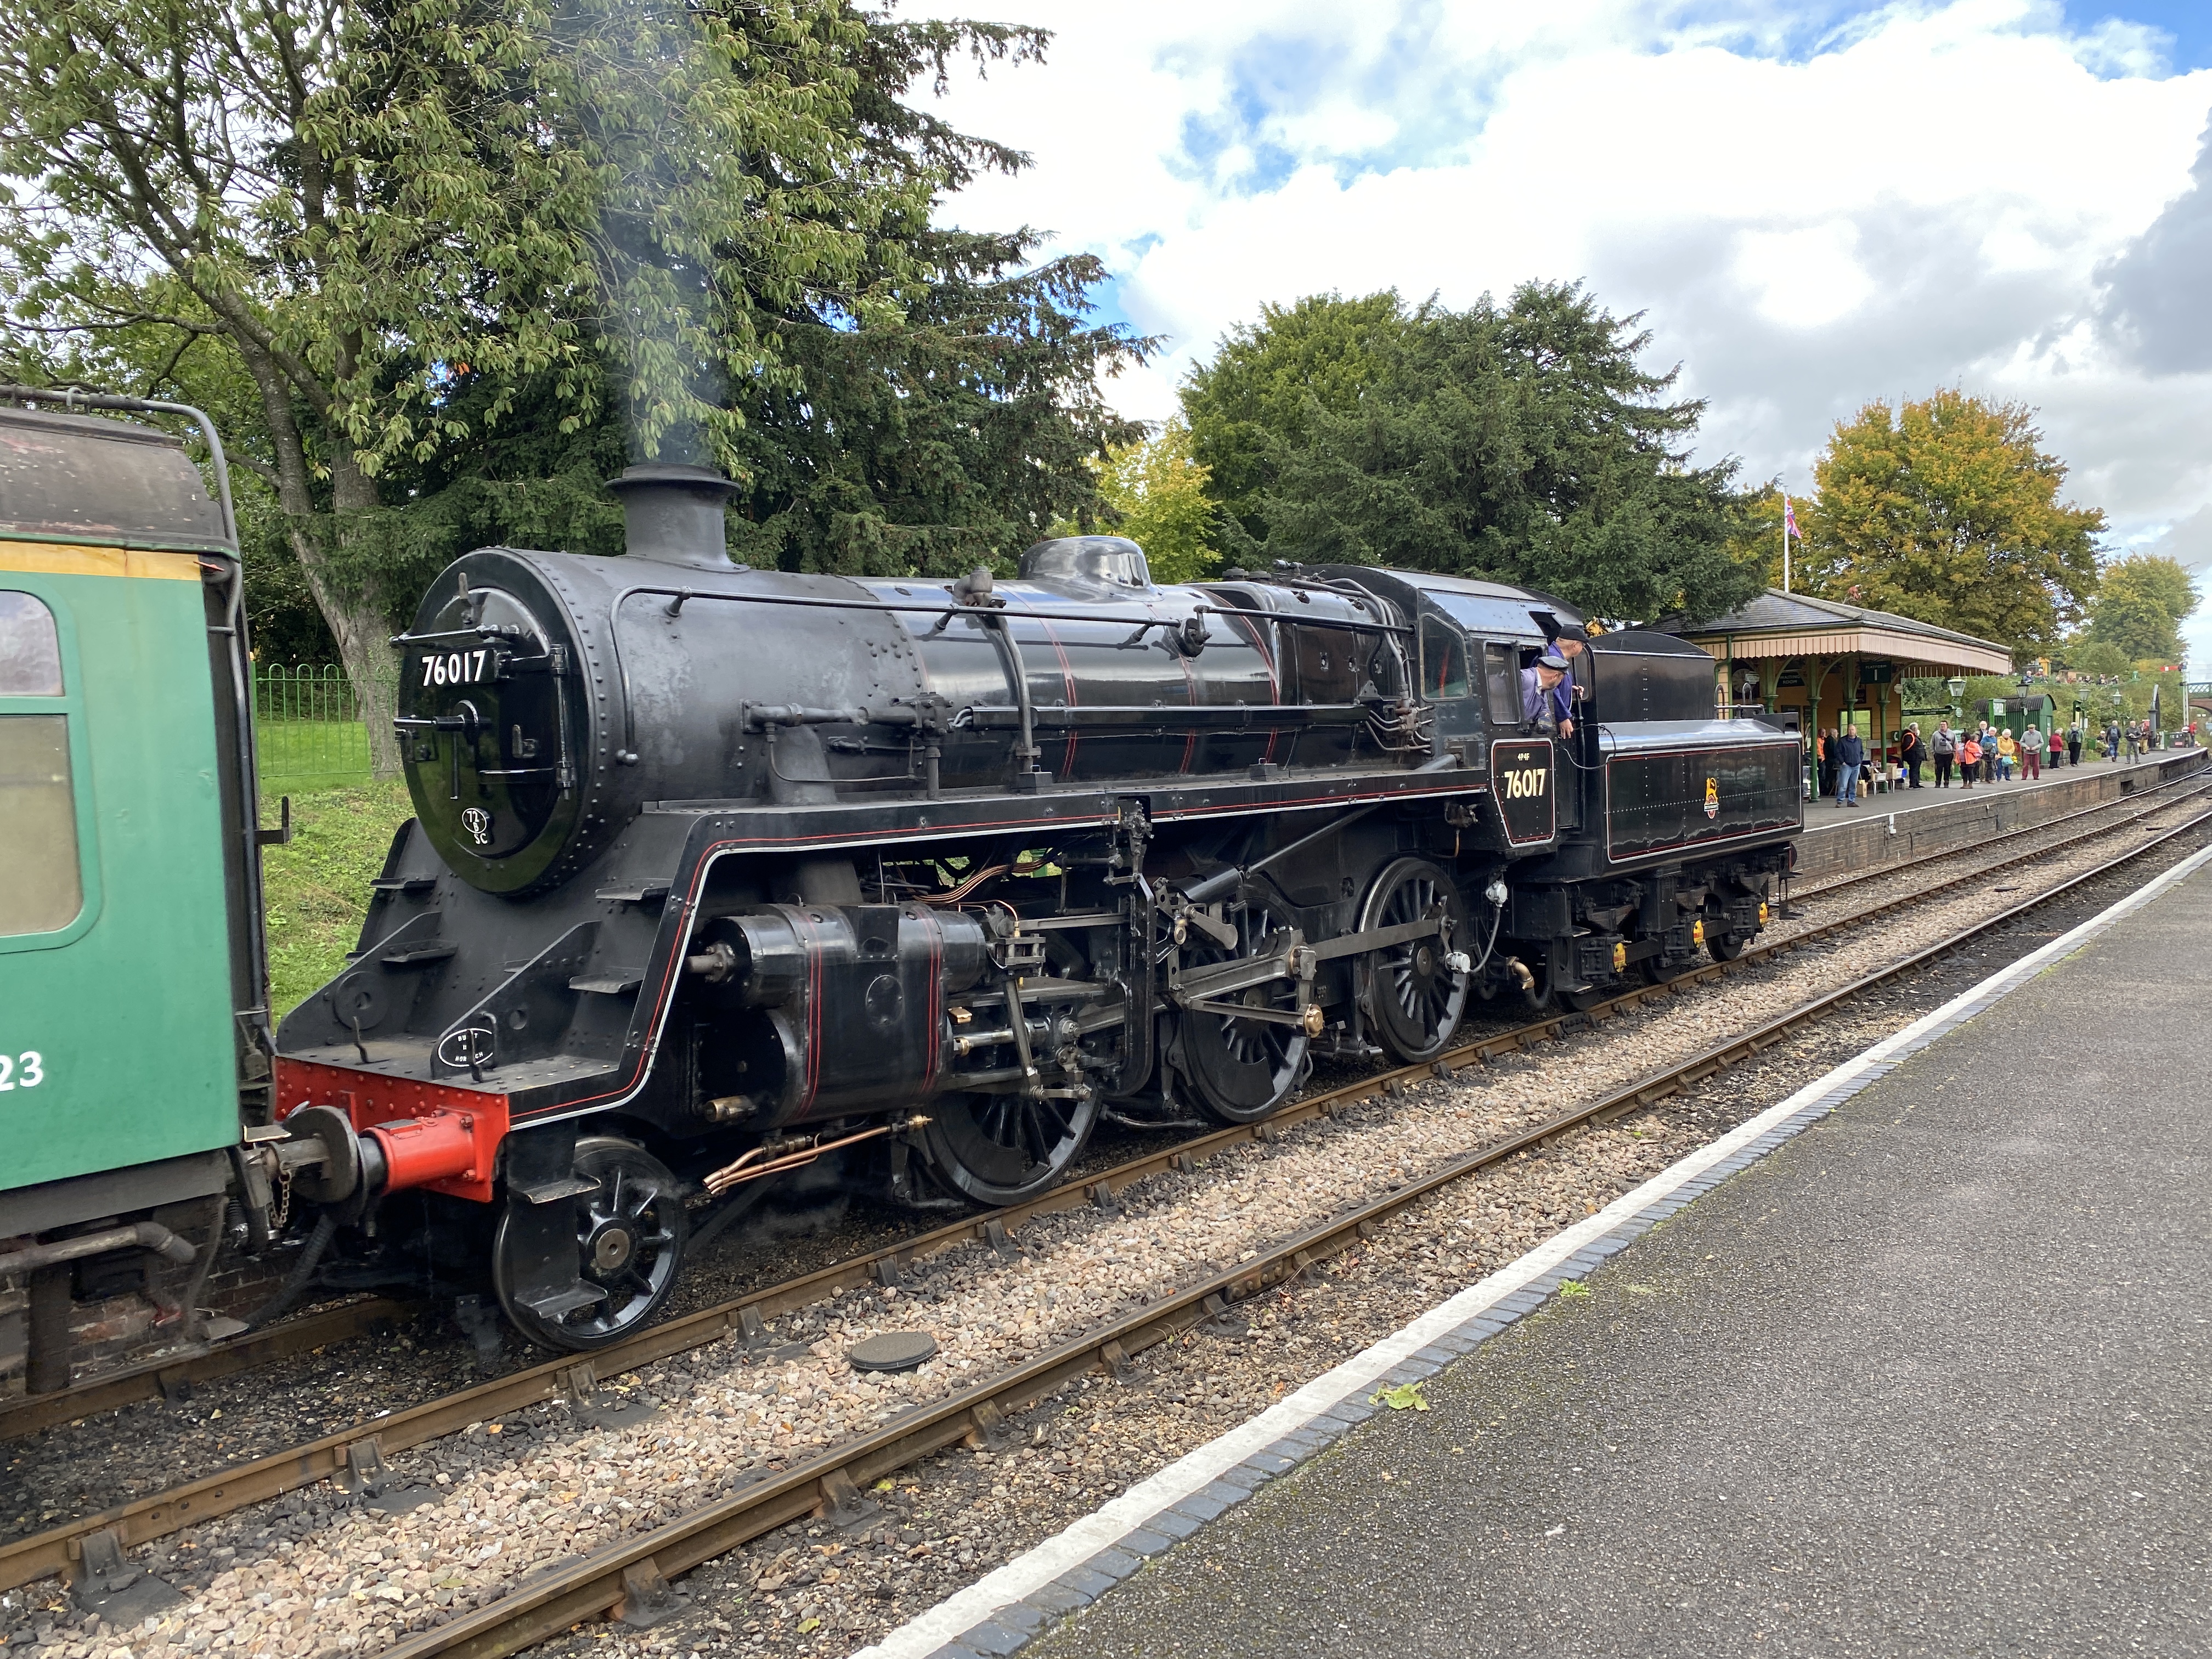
0,541,205,581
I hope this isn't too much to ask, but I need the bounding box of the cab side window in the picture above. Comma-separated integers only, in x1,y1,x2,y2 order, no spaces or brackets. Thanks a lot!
0,591,83,936
1483,642,1521,726
1420,616,1469,699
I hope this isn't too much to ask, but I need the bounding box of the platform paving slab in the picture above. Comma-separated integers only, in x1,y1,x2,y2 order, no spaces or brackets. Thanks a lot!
1008,855,2212,1658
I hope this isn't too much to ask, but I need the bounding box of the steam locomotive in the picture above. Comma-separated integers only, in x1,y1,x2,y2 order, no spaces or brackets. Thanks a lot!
268,462,1802,1351
0,394,1798,1390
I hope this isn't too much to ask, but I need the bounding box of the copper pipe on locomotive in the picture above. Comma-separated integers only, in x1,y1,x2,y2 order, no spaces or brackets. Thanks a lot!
702,1115,933,1195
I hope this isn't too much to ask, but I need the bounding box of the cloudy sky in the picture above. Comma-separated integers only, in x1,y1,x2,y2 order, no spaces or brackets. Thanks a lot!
914,0,2212,667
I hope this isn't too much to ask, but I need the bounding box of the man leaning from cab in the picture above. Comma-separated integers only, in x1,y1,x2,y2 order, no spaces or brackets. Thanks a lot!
1520,650,1574,738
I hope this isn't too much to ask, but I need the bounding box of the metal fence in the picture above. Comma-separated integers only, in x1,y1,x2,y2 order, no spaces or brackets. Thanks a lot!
253,663,394,791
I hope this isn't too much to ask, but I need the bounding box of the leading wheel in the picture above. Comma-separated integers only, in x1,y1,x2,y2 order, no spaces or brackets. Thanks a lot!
493,1136,689,1352
921,1090,1100,1207
1358,859,1470,1064
1180,898,1311,1124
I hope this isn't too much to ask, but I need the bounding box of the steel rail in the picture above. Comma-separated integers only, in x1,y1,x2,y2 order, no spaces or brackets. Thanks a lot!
7,779,2207,1596
373,799,2212,1659
0,1296,421,1443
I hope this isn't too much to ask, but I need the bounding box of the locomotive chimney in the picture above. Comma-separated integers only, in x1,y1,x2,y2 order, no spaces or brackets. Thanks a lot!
608,463,742,570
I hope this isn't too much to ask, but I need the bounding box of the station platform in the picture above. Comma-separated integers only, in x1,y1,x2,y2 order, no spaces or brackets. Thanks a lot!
1799,746,2168,823
864,844,2212,1659
1790,748,2203,882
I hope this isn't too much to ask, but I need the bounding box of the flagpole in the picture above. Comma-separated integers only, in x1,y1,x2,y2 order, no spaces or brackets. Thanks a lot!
1782,492,1792,593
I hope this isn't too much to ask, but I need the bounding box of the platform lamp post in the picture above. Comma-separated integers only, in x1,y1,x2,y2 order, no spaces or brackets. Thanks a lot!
1946,675,1965,724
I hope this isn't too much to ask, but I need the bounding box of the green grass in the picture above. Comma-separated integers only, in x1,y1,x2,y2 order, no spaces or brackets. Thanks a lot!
256,718,374,795
259,778,415,1018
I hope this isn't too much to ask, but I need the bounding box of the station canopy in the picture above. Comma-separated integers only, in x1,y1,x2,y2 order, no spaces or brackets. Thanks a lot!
1653,589,2012,680
1651,588,2015,756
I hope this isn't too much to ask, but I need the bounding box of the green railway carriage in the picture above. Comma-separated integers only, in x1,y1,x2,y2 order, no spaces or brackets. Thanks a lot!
0,397,273,1391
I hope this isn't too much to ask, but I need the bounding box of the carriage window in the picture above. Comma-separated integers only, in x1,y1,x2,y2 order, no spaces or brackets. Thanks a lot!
0,591,63,695
1483,642,1520,725
0,715,82,935
1420,617,1469,698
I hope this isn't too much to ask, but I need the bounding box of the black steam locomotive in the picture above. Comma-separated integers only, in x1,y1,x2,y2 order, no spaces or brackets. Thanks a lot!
273,464,1801,1351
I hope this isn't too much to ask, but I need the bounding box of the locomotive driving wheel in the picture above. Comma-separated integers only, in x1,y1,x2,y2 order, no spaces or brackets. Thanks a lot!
493,1136,689,1352
1180,899,1311,1124
1358,859,1471,1064
921,1091,1101,1207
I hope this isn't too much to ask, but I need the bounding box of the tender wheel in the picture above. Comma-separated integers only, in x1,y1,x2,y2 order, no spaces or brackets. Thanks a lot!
493,1136,689,1352
1706,928,1747,963
921,1090,1101,1207
1180,898,1311,1124
1358,859,1471,1064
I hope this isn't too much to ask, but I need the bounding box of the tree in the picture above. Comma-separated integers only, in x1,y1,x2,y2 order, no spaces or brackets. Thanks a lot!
1182,283,1759,621
1800,390,2103,655
2,0,1142,769
1722,479,1793,591
2086,552,2198,663
1074,420,1218,583
3,0,612,768
359,15,1147,586
1180,291,1401,549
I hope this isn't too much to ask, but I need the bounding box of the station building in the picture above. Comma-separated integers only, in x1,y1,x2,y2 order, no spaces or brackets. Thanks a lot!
1655,588,2014,785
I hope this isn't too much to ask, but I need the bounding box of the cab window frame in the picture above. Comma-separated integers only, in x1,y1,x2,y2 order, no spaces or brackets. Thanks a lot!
0,578,102,953
1482,641,1525,729
1418,614,1472,701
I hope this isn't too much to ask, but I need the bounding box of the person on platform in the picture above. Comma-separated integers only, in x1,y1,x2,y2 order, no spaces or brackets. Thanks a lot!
1901,724,1926,788
1932,721,1956,787
1957,730,1980,789
1519,652,1572,737
1834,725,1864,807
1996,727,2018,780
2049,725,2066,770
2021,726,2042,780
1816,729,1833,798
2068,724,2083,766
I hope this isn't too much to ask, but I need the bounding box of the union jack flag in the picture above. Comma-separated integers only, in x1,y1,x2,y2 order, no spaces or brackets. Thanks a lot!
1783,496,1801,540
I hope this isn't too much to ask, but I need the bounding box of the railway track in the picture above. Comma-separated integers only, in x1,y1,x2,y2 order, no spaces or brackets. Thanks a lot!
363,796,2212,1659
8,758,2199,1453
6,769,2206,1621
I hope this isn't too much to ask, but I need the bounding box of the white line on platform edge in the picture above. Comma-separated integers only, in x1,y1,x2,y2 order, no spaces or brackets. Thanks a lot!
850,840,2212,1659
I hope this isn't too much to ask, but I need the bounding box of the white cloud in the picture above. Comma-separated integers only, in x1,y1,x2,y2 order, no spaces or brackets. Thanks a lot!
913,0,2212,667
1733,224,1876,328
